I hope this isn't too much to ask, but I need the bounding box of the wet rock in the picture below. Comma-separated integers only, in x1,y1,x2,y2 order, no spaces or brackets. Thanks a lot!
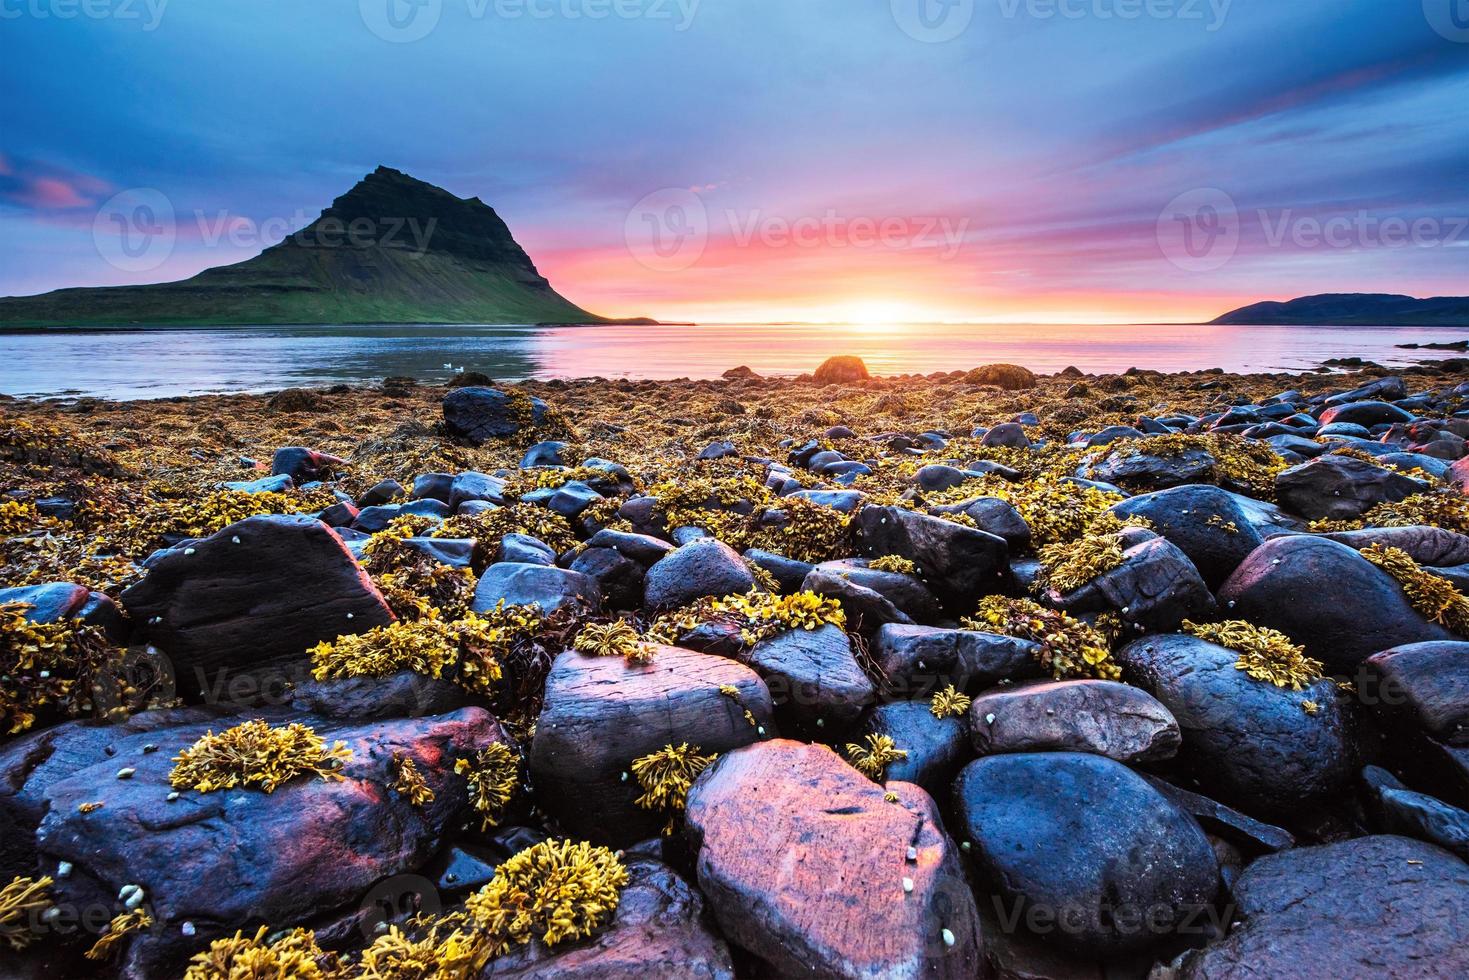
1320,375,1407,406
1047,536,1215,633
1362,767,1469,861
806,559,943,623
1274,454,1424,520
644,539,755,610
412,472,454,502
269,447,345,484
529,647,775,845
981,422,1031,448
1110,485,1263,588
931,497,1031,550
685,740,982,978
1361,640,1469,742
483,855,736,978
0,581,124,639
812,356,870,384
520,441,571,468
1321,524,1469,568
743,624,875,734
288,670,472,721
472,562,600,616
968,679,1180,763
854,505,1009,609
443,386,552,444
449,471,508,509
497,533,557,567
952,752,1219,956
568,547,645,611
1218,535,1454,669
1138,775,1295,855
742,548,814,593
1316,400,1414,428
584,528,674,566
1082,445,1215,492
860,700,970,795
1178,836,1469,979
873,624,1043,699
800,565,915,633
119,515,394,699
1117,634,1354,818
222,473,294,494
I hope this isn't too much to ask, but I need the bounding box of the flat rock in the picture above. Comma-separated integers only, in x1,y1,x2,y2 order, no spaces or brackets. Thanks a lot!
968,679,1180,763
1361,640,1469,742
684,740,982,979
1274,454,1424,521
472,562,600,616
744,624,875,735
443,386,552,444
853,505,1009,609
872,624,1043,699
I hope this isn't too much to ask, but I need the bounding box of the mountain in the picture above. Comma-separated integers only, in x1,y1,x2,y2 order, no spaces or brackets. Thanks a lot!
0,167,635,327
1211,293,1469,327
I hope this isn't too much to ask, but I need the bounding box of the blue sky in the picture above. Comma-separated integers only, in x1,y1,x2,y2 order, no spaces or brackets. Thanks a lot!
1,0,1466,322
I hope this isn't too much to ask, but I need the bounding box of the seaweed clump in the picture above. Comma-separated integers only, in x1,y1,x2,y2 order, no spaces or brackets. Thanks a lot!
1183,619,1325,691
845,733,908,781
929,685,972,719
1,875,53,950
456,743,521,831
464,838,629,956
1360,543,1469,635
964,596,1121,681
1,601,126,735
572,620,652,664
169,720,353,794
869,555,918,574
646,590,846,647
631,743,718,834
182,926,339,980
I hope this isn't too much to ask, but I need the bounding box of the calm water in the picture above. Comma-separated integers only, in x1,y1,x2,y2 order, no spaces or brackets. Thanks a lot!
1,322,1466,401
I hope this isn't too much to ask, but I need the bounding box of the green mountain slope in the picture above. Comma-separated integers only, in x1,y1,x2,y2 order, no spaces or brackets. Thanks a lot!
0,167,627,327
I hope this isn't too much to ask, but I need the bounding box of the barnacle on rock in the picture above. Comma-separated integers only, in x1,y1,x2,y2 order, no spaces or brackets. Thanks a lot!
456,743,520,831
869,555,918,575
84,908,153,961
0,875,53,951
1360,543,1469,635
965,596,1121,681
182,925,339,980
1183,620,1325,691
169,720,352,794
845,733,908,781
572,620,651,663
464,839,629,955
631,743,717,834
392,754,435,808
930,685,972,719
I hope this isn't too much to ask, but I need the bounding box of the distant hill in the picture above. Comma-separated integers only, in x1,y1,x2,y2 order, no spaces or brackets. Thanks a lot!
1212,293,1469,327
0,167,642,327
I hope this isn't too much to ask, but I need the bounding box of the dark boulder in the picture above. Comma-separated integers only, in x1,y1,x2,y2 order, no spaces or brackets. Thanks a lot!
931,496,1031,551
1110,485,1264,588
872,624,1043,699
269,446,345,483
1274,454,1424,521
644,539,755,610
968,679,1180,763
853,505,1009,609
1316,400,1414,428
952,752,1220,956
743,624,875,734
568,547,645,611
472,563,600,616
1047,536,1215,633
443,386,552,444
0,582,124,639
860,700,970,795
1361,641,1469,742
1362,767,1469,861
805,559,943,623
1321,524,1469,568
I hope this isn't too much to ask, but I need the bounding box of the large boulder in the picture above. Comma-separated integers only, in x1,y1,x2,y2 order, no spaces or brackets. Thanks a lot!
119,515,395,699
1274,454,1424,521
484,855,736,978
1361,640,1469,742
34,707,502,976
443,386,552,444
967,363,1037,390
805,560,943,623
853,505,1009,609
1082,445,1215,492
1110,485,1264,588
472,562,601,616
1316,400,1415,428
812,356,870,385
1179,836,1469,979
684,740,982,978
644,539,755,611
1117,634,1354,818
968,679,1180,764
743,624,875,735
1217,535,1455,670
1322,524,1469,568
269,446,344,483
872,624,1043,699
529,647,776,844
953,752,1220,956
1047,535,1216,633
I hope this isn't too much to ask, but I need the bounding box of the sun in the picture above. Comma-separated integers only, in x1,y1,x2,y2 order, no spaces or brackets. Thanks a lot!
834,301,924,326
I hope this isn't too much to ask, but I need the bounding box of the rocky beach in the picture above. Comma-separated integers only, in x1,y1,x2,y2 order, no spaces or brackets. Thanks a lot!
3,356,1469,979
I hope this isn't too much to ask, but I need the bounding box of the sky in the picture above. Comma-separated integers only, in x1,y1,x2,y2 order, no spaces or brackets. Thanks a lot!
1,0,1466,324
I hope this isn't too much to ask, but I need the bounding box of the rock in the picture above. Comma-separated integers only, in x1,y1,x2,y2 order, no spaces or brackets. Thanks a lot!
1138,775,1295,855
1218,535,1454,669
266,387,324,413
914,464,975,492
1116,634,1354,818
1361,640,1469,742
269,446,345,483
742,548,814,593
36,708,504,976
1082,445,1215,491
119,515,394,699
952,752,1219,956
1274,454,1424,520
967,363,1037,390
981,422,1031,448
443,386,552,444
528,647,775,844
584,529,675,565
684,740,982,978
1085,425,1146,447
483,855,736,978
472,563,600,616
519,441,571,468
0,581,124,638
1179,836,1469,979
1362,767,1469,861
288,671,472,721
1321,524,1469,568
1110,485,1264,588
853,505,1009,609
221,473,294,494
498,533,557,567
859,700,970,795
722,365,760,380
805,559,943,623
812,356,870,385
800,565,915,633
698,440,738,461
1316,400,1415,428
743,624,875,734
872,624,1043,699
968,679,1180,763
932,497,1031,551
449,471,508,509
1047,536,1215,633
1320,375,1407,406
644,539,755,610
784,488,867,513
569,547,645,611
